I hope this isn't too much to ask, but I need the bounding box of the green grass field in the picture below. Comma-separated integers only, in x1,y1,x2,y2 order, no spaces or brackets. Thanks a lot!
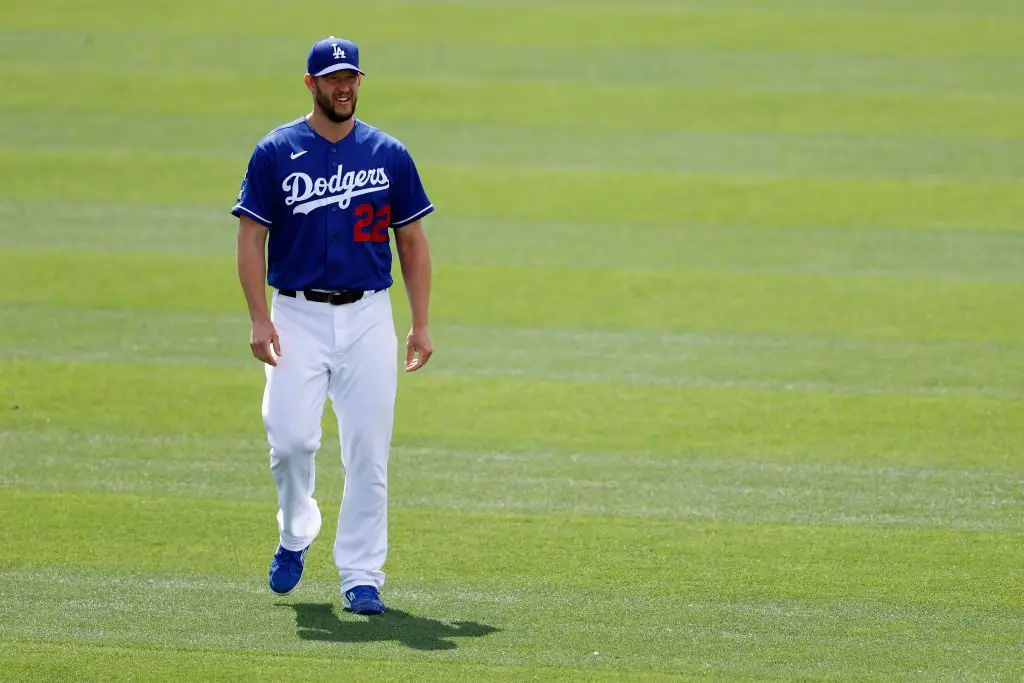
2,0,1023,680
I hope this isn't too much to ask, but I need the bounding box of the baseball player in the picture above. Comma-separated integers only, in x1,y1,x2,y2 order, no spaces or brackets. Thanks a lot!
231,36,435,615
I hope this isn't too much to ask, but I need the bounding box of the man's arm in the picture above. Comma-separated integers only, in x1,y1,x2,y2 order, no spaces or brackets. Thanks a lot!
394,219,433,372
236,215,280,366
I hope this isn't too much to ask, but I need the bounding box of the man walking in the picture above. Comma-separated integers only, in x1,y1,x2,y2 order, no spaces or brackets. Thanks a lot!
231,36,435,615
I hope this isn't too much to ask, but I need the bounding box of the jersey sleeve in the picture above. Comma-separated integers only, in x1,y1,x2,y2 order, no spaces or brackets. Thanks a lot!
389,145,434,228
231,144,275,227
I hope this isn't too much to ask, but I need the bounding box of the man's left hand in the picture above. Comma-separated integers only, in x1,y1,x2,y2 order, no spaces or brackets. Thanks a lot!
405,327,433,372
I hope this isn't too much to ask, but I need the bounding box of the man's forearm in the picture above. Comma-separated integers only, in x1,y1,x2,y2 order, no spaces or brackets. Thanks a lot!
237,226,271,323
399,240,432,329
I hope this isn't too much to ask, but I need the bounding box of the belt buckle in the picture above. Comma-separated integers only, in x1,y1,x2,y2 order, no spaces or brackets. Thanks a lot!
327,290,360,306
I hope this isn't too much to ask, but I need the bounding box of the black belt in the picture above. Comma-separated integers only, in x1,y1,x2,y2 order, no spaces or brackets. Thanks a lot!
279,289,373,305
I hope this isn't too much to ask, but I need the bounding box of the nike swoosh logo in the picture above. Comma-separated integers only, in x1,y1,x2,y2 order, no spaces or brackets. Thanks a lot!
290,150,308,160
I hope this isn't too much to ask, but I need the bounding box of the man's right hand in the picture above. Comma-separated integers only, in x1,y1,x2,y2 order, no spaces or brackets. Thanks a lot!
250,317,281,366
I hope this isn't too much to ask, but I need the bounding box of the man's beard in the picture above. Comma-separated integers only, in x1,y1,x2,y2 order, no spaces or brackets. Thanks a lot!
315,84,357,123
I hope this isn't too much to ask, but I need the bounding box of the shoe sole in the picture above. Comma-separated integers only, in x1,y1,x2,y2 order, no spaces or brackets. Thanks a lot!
348,603,386,615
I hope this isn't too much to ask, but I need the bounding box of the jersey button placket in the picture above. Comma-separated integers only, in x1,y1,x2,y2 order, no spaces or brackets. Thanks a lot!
329,147,341,250
331,148,338,211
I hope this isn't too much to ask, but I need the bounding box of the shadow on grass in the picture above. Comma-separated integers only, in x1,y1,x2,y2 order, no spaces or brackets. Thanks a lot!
278,602,500,650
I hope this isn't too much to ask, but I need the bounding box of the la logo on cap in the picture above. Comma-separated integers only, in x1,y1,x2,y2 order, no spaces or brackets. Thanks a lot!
332,43,346,59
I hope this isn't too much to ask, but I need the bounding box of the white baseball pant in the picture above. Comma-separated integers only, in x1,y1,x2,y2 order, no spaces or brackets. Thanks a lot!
261,287,397,592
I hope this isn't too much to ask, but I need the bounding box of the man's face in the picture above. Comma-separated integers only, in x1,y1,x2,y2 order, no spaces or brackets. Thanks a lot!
312,70,360,123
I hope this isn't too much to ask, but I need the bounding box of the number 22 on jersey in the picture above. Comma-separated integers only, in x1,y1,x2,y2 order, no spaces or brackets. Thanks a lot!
353,203,391,243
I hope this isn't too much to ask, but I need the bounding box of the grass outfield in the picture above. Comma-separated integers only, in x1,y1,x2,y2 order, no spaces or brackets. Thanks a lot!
1,0,1023,680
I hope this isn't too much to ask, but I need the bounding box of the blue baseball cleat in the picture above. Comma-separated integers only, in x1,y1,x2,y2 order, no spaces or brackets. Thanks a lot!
343,585,386,615
268,544,309,595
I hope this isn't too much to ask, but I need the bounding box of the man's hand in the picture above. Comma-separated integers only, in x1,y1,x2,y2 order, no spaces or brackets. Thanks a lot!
251,317,281,366
405,327,433,372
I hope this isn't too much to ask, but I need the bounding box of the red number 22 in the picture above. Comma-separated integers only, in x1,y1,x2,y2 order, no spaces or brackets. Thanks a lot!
353,204,391,243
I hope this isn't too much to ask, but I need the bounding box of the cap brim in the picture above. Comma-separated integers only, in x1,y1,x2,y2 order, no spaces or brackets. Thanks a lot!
313,63,365,77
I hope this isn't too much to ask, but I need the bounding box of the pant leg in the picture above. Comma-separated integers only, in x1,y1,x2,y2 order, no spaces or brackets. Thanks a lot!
328,291,398,591
263,291,333,551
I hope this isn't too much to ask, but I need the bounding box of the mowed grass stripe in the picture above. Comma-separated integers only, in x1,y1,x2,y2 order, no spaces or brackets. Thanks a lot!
2,155,1023,231
2,491,1021,605
5,69,1024,138
402,0,1024,16
0,571,1019,680
4,31,1024,93
0,643,627,683
3,202,1023,284
5,111,1024,181
3,349,1019,399
2,250,1022,341
3,430,1021,531
1,305,1021,398
3,359,1020,467
5,1,1024,58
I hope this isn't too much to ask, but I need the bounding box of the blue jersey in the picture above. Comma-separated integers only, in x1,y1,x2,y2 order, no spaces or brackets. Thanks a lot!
231,117,434,291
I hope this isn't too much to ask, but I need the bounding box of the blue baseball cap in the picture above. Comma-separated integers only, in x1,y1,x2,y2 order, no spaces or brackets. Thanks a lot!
307,36,365,77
